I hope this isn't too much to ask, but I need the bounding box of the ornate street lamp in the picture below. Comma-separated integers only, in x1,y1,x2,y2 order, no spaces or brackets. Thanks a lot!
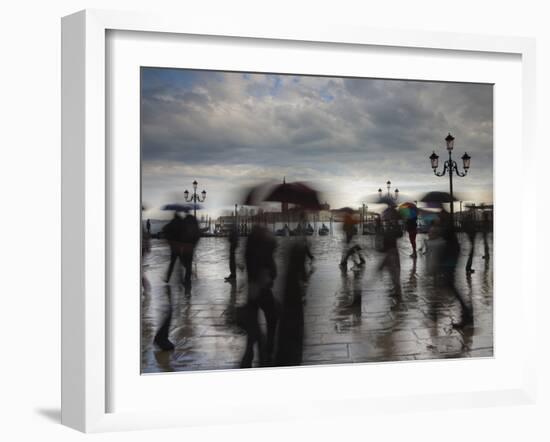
429,133,471,225
183,179,207,218
378,181,399,202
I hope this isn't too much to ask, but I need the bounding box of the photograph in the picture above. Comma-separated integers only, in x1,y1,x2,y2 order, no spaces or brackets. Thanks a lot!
140,67,494,373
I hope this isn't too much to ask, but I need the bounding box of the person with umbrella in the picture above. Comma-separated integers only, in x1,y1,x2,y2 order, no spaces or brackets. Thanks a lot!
398,202,418,258
161,206,201,285
239,179,320,367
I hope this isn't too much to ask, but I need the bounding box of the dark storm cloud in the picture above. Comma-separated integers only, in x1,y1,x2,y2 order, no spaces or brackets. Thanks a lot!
141,68,493,214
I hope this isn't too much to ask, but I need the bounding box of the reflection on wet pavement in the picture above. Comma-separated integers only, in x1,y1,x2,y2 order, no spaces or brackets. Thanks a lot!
141,233,493,373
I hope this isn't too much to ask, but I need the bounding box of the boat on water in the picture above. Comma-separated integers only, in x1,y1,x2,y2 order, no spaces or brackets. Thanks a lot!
318,224,330,236
290,223,314,236
275,224,291,236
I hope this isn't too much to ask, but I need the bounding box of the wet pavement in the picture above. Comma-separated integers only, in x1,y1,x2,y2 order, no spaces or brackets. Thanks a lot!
141,232,493,373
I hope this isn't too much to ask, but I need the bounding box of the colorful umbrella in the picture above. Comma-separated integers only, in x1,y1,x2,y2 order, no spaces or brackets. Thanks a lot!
398,202,417,220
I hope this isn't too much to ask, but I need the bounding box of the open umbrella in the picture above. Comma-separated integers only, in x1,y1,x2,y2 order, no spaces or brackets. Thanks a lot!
161,203,202,212
241,181,277,206
336,206,356,214
419,191,458,209
398,202,417,220
364,192,401,208
248,180,321,210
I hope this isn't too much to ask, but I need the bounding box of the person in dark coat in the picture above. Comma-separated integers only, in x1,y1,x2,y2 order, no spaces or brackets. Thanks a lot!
240,225,278,368
224,225,239,281
406,217,418,258
437,210,473,326
275,238,312,366
162,210,200,285
377,207,402,295
462,211,477,274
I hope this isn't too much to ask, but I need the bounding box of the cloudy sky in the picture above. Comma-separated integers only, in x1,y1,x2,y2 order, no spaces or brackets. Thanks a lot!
141,68,493,219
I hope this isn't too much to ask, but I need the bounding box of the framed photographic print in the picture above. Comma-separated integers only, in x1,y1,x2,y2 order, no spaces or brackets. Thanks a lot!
62,9,537,432
139,67,493,374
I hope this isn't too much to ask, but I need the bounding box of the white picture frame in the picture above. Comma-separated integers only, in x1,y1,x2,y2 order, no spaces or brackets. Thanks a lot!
61,9,537,433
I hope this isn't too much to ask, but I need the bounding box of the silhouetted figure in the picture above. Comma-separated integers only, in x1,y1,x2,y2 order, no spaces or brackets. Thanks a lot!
378,207,402,295
154,285,174,351
481,211,491,261
240,225,278,368
142,221,151,291
162,210,200,285
146,218,151,234
340,212,365,271
462,211,476,273
225,226,239,281
406,217,418,258
433,210,473,327
375,216,382,233
275,238,311,366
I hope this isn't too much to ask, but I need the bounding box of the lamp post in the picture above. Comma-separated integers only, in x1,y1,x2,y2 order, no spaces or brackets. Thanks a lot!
379,181,399,202
429,133,471,226
183,180,207,218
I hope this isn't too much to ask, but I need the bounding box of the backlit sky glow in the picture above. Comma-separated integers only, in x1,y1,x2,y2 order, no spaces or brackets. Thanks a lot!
141,68,493,219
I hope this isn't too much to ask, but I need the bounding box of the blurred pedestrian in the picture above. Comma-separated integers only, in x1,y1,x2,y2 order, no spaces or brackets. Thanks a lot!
377,207,402,295
240,225,278,367
162,210,200,285
146,218,151,235
275,237,311,366
142,220,151,291
406,216,418,258
462,211,476,273
434,210,473,326
482,211,490,261
224,225,239,281
340,212,365,271
153,285,175,351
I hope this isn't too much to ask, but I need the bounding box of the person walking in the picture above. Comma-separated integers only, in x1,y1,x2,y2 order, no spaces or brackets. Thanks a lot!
162,209,200,285
437,210,473,326
377,207,402,295
224,225,239,281
240,225,278,368
406,216,418,258
462,211,476,273
481,211,491,261
340,212,365,271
